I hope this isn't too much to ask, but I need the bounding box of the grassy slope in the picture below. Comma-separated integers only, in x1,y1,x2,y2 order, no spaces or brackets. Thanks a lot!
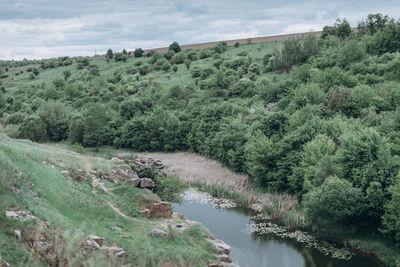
0,133,216,266
2,41,276,95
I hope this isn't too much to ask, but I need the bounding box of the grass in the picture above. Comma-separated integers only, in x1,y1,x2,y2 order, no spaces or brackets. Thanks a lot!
0,133,217,266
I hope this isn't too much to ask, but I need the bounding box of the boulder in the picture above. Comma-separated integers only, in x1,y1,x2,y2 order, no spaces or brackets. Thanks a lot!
0,259,10,267
207,239,231,255
82,239,101,255
33,236,57,260
6,209,36,221
151,229,171,240
87,235,105,246
142,202,172,218
102,246,126,258
140,178,155,188
219,254,231,263
126,177,141,187
14,229,21,240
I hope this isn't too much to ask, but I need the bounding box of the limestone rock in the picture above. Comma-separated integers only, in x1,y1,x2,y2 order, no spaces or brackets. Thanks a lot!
142,202,172,218
102,246,126,258
6,209,36,221
14,229,21,240
87,235,105,246
0,258,10,267
219,254,231,263
82,239,101,255
140,178,155,188
207,239,231,255
151,229,171,240
126,177,141,187
33,236,57,260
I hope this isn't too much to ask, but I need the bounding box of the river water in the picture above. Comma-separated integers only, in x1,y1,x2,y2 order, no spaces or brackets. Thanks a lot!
172,190,383,267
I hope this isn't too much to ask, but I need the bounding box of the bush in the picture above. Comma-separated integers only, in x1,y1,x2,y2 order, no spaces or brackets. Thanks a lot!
303,176,364,235
154,175,188,202
134,48,144,57
114,52,128,62
18,115,48,142
169,42,181,53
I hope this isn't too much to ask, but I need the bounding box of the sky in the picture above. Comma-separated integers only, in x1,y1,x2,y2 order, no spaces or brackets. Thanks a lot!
1,0,399,60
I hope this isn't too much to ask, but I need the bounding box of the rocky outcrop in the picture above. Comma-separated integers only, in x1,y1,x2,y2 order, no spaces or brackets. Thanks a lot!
140,201,172,219
83,235,125,259
0,258,10,267
140,178,155,188
207,239,237,266
151,229,171,240
126,177,141,187
132,156,164,171
6,209,36,221
102,246,126,258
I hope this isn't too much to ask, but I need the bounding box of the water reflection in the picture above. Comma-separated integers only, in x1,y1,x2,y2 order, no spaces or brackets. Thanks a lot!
173,200,383,267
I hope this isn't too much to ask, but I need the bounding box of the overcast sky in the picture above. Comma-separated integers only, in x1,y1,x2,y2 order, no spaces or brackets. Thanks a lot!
1,0,399,60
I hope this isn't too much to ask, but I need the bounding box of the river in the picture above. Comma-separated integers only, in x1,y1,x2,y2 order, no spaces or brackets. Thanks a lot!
172,189,383,267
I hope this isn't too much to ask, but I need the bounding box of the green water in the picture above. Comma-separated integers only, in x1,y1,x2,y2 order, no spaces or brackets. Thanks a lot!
173,200,383,267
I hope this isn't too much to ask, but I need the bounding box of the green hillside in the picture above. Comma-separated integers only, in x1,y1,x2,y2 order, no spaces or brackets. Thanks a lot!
1,14,400,266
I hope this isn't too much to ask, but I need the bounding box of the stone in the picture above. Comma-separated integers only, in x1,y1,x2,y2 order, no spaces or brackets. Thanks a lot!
82,239,101,254
143,202,173,218
101,246,126,258
207,239,231,255
126,177,141,187
6,209,36,221
87,235,105,246
151,229,171,240
33,236,56,260
14,229,21,240
140,178,155,188
117,153,134,160
140,209,151,218
0,259,10,267
219,254,231,263
111,226,122,231
61,170,69,176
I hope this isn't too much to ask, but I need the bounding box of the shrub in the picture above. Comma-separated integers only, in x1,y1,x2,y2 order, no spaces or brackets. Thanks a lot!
154,175,188,202
134,48,144,57
169,41,181,53
303,176,364,235
18,115,48,142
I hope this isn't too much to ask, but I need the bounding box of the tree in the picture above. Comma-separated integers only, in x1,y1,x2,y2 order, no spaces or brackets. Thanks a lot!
32,68,40,76
63,70,71,81
114,52,128,62
382,178,400,244
134,48,144,57
106,49,114,60
122,48,128,55
303,176,364,235
37,101,70,141
18,115,48,142
169,41,181,53
335,18,352,41
82,103,108,149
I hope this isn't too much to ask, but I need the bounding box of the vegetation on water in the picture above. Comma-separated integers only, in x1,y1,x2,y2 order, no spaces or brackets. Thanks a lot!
1,13,400,265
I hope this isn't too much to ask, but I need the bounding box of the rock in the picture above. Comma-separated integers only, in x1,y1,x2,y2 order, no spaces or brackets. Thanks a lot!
207,239,231,255
87,235,105,246
56,162,65,167
151,229,171,240
140,209,151,219
82,239,101,254
6,209,36,221
219,254,231,263
101,246,126,258
60,170,69,176
14,229,21,240
208,263,239,267
126,177,141,187
140,178,155,188
33,236,56,260
111,226,122,231
0,259,10,267
142,202,172,218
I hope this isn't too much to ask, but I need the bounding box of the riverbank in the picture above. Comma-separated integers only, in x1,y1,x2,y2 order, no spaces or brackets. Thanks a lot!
145,152,400,267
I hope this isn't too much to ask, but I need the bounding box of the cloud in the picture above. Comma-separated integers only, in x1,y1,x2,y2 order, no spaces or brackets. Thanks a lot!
1,0,400,60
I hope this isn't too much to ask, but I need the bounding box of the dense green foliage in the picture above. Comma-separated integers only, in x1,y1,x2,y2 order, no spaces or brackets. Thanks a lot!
2,14,400,256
